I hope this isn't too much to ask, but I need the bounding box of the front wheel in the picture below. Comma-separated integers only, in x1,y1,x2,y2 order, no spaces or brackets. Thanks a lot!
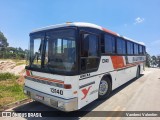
98,77,112,99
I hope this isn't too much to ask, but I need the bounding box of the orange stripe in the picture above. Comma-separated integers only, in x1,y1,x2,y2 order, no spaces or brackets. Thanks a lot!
111,56,145,70
33,76,64,83
28,75,64,84
111,56,125,69
102,28,118,36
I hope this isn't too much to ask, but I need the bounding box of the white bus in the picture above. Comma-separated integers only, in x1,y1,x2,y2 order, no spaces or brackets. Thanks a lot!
24,22,146,111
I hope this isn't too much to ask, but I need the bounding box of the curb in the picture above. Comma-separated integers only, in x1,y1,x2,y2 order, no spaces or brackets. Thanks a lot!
0,98,33,111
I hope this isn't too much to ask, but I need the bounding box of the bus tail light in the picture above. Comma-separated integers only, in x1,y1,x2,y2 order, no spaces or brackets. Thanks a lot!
64,84,72,89
26,70,31,76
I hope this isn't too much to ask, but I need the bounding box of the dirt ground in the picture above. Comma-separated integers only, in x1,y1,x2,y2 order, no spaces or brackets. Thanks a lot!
0,60,25,75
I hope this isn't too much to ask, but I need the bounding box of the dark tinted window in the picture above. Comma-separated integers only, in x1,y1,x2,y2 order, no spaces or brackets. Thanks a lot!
134,44,139,54
127,41,134,54
88,35,98,56
81,33,100,71
81,34,98,57
139,45,143,54
142,46,146,54
117,38,126,54
104,34,115,54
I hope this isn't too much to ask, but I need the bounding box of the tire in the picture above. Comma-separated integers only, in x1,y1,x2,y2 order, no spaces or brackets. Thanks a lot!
98,77,112,99
136,66,140,78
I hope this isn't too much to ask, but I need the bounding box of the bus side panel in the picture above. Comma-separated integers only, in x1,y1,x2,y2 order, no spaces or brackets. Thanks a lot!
78,56,115,109
97,56,119,89
78,76,100,109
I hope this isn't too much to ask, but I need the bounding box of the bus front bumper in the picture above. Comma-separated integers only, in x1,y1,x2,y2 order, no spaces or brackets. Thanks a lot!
23,86,78,112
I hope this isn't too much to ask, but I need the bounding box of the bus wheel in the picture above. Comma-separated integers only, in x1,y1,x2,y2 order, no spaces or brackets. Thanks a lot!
136,66,140,78
98,77,111,99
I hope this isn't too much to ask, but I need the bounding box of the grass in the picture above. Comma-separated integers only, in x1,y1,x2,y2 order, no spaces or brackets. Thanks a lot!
0,73,28,108
0,73,19,81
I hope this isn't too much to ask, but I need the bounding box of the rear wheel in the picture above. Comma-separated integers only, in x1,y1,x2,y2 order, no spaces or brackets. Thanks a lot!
98,77,112,99
136,66,140,78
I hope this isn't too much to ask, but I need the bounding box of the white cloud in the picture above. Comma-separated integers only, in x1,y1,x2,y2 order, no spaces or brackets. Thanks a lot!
134,17,144,24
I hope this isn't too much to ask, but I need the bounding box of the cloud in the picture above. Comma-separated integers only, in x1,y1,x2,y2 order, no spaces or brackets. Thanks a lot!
134,17,144,24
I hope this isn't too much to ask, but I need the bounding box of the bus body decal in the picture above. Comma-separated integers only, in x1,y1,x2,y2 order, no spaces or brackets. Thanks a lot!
111,56,125,69
81,86,92,100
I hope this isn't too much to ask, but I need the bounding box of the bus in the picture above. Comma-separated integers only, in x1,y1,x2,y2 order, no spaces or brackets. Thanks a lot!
24,22,146,111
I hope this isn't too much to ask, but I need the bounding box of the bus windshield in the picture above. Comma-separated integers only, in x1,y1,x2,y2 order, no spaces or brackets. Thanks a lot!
29,29,77,73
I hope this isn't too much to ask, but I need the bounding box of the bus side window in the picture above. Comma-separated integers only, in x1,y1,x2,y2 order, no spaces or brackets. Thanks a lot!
142,46,146,55
127,41,134,55
117,38,126,54
104,34,116,54
81,33,100,72
134,43,138,55
139,45,143,55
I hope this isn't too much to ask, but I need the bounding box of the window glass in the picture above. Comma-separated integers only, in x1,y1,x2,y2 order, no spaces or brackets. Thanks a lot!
81,33,99,71
46,29,77,72
104,34,115,54
88,35,98,56
134,44,139,54
81,34,98,57
139,45,143,54
117,38,126,54
127,41,134,54
30,33,44,68
142,46,146,54
130,42,134,54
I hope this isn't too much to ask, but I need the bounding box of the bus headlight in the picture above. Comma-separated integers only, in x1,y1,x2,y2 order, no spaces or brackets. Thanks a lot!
58,101,65,108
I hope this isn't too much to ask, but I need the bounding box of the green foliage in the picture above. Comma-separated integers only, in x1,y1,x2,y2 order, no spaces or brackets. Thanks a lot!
146,53,160,67
0,31,9,47
0,46,27,59
0,73,19,81
0,83,22,92
0,31,27,59
146,53,151,67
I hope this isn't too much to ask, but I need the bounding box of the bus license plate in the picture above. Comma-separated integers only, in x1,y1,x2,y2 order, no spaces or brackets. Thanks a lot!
36,95,44,100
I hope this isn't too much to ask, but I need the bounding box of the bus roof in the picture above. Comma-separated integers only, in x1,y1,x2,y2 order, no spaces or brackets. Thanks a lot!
31,22,145,46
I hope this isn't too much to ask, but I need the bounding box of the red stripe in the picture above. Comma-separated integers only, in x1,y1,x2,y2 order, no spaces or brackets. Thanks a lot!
26,70,31,76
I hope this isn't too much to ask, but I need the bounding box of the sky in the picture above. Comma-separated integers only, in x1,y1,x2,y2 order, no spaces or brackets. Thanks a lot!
0,0,160,56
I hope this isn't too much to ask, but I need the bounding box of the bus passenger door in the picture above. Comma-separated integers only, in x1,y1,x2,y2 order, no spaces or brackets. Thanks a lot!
78,32,100,109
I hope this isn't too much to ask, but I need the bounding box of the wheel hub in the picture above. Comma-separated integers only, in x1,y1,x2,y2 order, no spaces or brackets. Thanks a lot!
99,80,108,96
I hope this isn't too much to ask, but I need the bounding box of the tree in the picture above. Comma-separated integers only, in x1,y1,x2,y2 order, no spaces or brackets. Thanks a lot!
146,53,151,67
157,55,160,68
151,55,157,66
0,31,9,48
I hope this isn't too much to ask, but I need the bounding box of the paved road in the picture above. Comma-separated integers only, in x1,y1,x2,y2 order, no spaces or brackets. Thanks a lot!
2,68,160,120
